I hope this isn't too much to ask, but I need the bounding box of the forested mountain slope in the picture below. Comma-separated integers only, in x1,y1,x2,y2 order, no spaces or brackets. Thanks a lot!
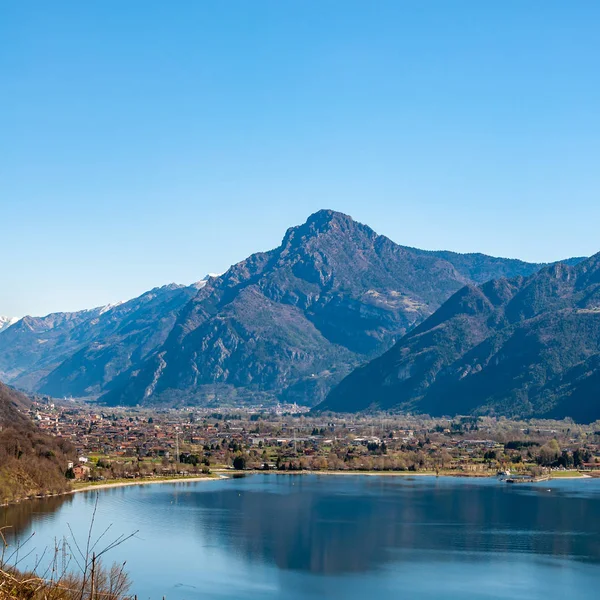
318,253,600,422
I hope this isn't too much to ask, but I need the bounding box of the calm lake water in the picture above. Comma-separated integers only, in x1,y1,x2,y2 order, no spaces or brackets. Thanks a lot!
2,475,600,599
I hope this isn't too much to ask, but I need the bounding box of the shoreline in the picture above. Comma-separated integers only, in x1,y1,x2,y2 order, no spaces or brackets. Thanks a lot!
238,469,591,479
0,475,225,508
72,474,225,494
3,469,594,508
65,470,597,497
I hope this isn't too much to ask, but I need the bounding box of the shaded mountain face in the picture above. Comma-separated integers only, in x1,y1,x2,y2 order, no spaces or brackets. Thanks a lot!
99,210,562,407
0,284,200,397
318,255,600,422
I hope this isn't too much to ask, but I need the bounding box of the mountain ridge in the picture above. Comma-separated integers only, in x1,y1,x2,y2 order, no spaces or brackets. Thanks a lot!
96,210,581,407
0,210,586,408
0,284,200,396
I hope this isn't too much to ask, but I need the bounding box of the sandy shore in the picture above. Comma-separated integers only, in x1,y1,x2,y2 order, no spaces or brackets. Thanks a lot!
72,475,226,495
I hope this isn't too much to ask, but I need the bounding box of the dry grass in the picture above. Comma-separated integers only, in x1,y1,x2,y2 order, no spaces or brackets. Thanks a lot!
0,495,136,600
0,561,131,600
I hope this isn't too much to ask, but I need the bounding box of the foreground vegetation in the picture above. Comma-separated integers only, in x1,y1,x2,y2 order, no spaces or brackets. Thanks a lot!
0,496,134,600
0,561,131,600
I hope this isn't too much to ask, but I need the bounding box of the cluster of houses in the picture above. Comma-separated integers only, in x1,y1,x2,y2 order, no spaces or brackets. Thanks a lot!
27,397,600,478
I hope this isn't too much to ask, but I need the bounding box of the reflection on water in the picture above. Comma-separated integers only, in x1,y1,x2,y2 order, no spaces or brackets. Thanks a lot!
179,476,600,573
0,494,73,543
2,476,600,600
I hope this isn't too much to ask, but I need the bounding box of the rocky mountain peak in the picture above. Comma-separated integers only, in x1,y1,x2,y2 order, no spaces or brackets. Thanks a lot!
306,208,356,228
280,209,375,252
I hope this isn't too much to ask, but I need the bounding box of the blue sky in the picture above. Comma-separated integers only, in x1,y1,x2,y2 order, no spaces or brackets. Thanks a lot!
2,1,599,317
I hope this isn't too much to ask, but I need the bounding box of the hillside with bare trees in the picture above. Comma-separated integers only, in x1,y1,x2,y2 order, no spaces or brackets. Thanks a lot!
0,383,75,504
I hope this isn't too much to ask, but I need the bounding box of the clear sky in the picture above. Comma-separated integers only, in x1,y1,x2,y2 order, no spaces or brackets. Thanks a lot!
2,1,599,317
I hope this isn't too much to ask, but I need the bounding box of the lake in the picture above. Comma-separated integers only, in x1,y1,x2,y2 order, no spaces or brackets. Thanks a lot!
2,475,600,599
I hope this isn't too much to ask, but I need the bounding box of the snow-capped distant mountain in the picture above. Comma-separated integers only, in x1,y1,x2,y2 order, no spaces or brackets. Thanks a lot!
0,283,200,394
192,273,223,289
0,316,19,333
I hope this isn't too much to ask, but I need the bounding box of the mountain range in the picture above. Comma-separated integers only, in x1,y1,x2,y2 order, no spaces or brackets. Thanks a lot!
318,253,600,422
87,210,578,407
0,282,205,396
0,210,584,413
